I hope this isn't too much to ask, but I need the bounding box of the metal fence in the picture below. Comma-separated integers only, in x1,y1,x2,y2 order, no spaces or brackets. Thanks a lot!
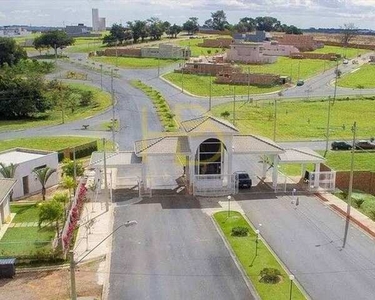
193,174,237,197
307,171,336,192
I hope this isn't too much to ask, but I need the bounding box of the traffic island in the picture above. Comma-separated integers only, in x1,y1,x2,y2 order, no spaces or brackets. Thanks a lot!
213,211,306,300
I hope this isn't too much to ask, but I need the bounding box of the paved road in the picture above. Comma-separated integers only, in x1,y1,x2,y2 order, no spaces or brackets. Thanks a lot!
237,194,375,300
109,196,254,300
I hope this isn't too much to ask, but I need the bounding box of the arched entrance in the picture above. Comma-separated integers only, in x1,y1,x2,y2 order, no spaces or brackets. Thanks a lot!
195,138,225,175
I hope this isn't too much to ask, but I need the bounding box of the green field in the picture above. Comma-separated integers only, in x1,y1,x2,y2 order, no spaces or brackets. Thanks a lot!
335,190,375,220
66,37,105,53
0,227,55,256
239,57,337,82
0,83,111,132
11,204,39,223
163,72,280,97
338,64,375,88
92,56,179,69
178,38,227,57
0,136,108,152
310,45,369,59
212,98,375,141
214,211,305,300
325,150,375,171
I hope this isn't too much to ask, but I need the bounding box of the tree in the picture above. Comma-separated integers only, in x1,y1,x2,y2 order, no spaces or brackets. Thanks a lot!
236,17,256,32
211,10,228,31
168,24,182,38
0,72,51,119
61,176,76,201
66,92,81,113
127,20,149,43
0,37,27,67
183,17,199,34
61,158,84,178
255,16,281,32
148,18,165,40
203,19,214,29
0,163,18,201
33,30,74,58
33,166,57,201
103,24,133,46
340,23,358,46
285,25,303,35
38,199,64,236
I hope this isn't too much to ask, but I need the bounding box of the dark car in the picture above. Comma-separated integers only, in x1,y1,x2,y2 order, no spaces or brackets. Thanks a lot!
331,141,352,150
234,171,252,189
355,140,375,150
296,80,305,86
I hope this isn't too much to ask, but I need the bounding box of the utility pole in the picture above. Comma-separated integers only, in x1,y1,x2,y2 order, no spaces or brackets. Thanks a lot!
247,67,250,103
297,61,301,81
157,44,160,77
111,69,116,151
102,138,109,211
181,64,184,93
232,85,236,125
73,147,77,192
273,99,277,141
100,64,103,90
324,59,339,156
69,250,77,300
208,74,212,111
342,121,357,249
115,40,119,67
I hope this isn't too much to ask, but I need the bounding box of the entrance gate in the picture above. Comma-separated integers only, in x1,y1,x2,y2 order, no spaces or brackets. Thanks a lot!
193,174,238,197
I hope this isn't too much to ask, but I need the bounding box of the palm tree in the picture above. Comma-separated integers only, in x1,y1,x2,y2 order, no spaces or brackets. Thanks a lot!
0,162,18,201
61,176,76,201
33,167,57,201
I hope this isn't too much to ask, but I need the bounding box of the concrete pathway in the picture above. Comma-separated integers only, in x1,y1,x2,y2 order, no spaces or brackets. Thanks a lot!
74,202,112,263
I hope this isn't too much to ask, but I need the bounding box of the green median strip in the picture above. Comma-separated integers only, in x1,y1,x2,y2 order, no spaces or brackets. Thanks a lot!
130,80,177,132
213,211,306,300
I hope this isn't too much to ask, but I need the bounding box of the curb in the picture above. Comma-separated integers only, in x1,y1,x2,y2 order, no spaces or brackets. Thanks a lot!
210,214,261,300
314,193,375,239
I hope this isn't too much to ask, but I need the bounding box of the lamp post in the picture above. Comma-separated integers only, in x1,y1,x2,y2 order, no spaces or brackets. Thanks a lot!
227,195,231,217
69,221,137,300
99,64,103,90
255,229,260,257
289,274,295,300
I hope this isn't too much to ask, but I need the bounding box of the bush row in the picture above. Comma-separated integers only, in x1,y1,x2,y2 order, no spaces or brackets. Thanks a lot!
131,80,177,132
57,140,98,162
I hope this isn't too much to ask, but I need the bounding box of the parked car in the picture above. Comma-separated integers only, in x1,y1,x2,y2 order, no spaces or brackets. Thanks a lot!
355,140,375,150
296,80,304,86
343,59,349,64
331,141,352,150
234,171,252,189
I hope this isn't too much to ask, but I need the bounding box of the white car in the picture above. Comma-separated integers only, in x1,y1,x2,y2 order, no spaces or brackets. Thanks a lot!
343,59,349,64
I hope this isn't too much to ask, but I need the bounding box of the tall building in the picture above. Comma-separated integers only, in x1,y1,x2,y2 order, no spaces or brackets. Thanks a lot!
92,8,106,31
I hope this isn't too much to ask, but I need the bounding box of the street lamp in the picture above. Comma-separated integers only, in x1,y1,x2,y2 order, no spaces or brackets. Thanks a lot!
227,195,231,217
255,229,260,256
69,221,137,300
99,64,103,90
289,274,295,300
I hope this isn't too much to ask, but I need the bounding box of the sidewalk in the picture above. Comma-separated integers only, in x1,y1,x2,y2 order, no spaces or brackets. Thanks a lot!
74,201,112,263
317,192,375,238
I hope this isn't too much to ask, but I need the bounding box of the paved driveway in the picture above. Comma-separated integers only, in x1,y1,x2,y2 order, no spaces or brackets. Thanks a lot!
237,194,375,300
109,196,254,300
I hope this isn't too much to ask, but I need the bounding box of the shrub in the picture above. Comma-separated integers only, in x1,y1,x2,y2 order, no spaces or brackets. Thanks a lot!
369,210,375,221
354,198,365,208
62,159,84,177
259,268,282,284
220,111,230,118
231,226,249,237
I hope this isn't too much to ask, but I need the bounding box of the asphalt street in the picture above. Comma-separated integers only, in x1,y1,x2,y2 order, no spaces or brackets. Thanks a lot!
237,194,375,300
109,196,254,300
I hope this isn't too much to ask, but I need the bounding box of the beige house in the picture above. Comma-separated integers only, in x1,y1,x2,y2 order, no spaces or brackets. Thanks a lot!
0,179,16,229
226,43,278,64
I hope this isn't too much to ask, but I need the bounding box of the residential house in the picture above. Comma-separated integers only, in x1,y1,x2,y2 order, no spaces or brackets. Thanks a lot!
226,43,278,64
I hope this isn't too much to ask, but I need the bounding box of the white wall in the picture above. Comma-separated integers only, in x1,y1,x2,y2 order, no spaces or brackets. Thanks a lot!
10,152,59,199
0,195,10,228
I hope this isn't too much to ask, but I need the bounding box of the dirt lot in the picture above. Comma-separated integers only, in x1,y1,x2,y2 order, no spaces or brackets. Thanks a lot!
0,260,103,300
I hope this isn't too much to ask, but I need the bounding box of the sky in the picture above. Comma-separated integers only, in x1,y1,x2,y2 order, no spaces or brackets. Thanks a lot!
1,0,375,29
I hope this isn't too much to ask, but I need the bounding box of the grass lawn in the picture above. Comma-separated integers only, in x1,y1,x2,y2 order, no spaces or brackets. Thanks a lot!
214,211,305,300
66,37,105,53
162,72,281,97
92,56,179,69
212,98,375,140
0,83,111,132
178,38,226,57
324,150,375,171
11,204,39,223
239,57,337,82
0,136,112,152
335,190,375,220
309,45,369,59
338,64,375,88
0,227,55,256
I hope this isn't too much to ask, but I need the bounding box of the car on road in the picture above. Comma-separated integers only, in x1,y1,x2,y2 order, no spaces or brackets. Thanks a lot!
296,80,305,86
234,171,252,189
331,141,352,150
343,59,349,64
355,140,375,150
